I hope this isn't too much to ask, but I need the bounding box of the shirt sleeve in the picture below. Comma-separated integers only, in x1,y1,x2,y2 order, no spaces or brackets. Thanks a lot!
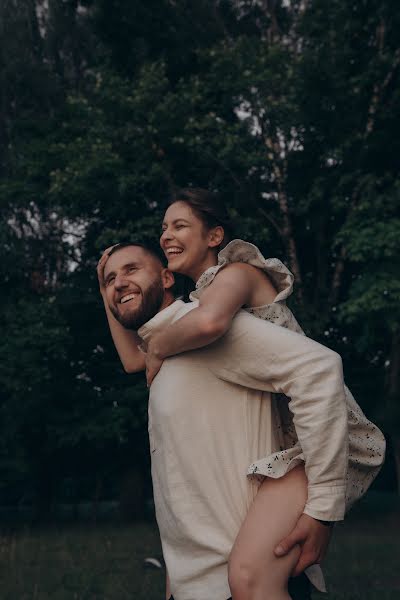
206,311,348,521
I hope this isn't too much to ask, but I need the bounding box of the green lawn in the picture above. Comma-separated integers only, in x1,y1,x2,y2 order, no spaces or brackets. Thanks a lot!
0,494,399,600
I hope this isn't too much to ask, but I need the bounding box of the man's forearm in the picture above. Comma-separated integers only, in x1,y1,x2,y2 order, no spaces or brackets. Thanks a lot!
102,296,145,373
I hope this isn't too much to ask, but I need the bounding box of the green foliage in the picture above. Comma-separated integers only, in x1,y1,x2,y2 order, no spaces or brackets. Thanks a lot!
1,0,399,509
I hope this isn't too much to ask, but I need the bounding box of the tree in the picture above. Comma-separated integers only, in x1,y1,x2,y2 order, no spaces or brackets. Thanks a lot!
1,0,398,510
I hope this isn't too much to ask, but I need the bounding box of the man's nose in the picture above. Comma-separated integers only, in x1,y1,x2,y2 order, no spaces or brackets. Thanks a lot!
114,274,129,289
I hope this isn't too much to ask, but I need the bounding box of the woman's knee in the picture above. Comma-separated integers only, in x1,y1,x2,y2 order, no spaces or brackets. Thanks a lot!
228,552,293,600
228,554,258,598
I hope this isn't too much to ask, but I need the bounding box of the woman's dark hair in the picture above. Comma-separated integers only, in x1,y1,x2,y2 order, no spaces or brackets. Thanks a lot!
168,187,233,247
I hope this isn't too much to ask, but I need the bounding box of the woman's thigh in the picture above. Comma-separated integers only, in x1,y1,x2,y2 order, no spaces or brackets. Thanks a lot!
228,465,308,591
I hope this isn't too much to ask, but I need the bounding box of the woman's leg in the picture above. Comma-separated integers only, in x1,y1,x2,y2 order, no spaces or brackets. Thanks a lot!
228,465,308,600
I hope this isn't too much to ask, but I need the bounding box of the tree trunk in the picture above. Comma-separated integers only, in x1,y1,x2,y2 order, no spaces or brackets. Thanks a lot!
279,188,304,304
265,133,304,305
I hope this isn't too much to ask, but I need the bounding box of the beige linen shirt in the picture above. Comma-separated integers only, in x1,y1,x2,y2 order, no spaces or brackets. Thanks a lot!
139,300,348,600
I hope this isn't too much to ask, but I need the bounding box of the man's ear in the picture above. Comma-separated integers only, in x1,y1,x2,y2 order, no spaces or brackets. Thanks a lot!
208,226,224,248
161,268,175,290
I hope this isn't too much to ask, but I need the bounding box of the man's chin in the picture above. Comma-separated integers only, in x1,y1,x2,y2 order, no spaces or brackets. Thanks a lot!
110,305,143,330
109,278,165,330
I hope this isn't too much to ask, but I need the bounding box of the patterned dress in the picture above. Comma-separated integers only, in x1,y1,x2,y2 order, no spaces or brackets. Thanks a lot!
190,239,386,512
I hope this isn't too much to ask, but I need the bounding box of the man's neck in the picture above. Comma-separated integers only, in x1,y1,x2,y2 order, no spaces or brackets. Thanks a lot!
137,294,188,343
159,291,176,313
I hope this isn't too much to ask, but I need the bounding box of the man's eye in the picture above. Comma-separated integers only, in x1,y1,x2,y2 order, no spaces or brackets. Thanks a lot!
128,267,137,273
106,277,115,286
176,224,185,229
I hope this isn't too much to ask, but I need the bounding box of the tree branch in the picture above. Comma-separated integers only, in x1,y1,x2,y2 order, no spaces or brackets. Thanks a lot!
257,205,283,237
365,20,400,137
263,130,304,303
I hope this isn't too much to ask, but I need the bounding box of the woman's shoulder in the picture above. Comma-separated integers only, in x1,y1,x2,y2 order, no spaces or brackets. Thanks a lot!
190,239,295,303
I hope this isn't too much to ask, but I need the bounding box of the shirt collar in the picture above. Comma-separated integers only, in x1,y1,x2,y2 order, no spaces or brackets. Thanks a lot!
137,299,186,342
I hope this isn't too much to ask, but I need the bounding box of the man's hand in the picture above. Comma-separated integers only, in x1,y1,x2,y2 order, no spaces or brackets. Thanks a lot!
145,341,164,387
274,513,333,576
97,245,118,295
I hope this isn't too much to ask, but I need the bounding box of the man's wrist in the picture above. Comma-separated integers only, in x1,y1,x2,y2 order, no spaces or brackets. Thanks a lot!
316,519,335,527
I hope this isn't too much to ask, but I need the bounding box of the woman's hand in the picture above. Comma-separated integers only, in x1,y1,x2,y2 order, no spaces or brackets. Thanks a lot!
145,340,164,387
97,245,118,296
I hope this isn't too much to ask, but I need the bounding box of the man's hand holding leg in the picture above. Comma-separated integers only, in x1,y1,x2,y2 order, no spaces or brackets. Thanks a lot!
274,513,333,577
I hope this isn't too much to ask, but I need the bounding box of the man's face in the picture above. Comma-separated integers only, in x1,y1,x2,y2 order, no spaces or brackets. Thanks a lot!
103,246,167,330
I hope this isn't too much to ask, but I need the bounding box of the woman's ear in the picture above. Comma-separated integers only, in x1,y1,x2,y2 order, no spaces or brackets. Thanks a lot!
208,226,224,248
162,268,175,290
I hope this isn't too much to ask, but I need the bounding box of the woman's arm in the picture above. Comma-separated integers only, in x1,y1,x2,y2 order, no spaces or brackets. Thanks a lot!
146,263,276,383
97,248,146,373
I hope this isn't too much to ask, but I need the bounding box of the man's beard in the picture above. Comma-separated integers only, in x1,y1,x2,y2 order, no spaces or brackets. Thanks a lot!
110,279,165,330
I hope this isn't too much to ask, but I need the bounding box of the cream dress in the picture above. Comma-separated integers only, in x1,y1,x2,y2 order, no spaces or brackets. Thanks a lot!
190,239,386,512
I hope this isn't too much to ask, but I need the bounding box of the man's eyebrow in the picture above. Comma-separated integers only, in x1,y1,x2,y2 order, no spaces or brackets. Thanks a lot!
104,262,140,282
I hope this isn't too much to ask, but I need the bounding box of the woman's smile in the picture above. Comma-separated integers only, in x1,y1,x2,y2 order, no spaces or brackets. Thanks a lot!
164,246,184,257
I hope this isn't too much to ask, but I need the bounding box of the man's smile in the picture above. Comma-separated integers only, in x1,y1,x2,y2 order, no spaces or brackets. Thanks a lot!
119,291,140,304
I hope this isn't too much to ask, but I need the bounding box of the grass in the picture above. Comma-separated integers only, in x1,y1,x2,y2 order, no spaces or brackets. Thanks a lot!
0,521,165,600
0,493,399,600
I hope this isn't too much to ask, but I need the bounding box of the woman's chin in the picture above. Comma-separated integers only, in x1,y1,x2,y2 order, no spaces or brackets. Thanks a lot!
167,258,185,274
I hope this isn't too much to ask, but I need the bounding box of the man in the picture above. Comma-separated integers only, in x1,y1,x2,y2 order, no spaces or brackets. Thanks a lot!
102,242,348,600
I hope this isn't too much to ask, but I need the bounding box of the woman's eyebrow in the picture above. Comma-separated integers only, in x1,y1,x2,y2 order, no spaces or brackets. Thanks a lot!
162,218,190,229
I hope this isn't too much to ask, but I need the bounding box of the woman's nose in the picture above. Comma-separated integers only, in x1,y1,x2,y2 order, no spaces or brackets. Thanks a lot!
160,228,173,244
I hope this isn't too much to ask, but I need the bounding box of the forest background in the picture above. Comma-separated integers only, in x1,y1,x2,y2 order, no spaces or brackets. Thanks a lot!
0,0,399,522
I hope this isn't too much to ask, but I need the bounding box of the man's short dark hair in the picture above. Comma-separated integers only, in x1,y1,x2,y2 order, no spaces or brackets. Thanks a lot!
107,239,194,300
107,239,167,266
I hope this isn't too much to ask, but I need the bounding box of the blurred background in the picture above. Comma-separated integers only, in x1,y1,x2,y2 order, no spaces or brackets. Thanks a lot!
0,1,399,598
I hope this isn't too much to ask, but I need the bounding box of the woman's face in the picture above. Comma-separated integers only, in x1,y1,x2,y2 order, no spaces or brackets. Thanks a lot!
160,201,220,281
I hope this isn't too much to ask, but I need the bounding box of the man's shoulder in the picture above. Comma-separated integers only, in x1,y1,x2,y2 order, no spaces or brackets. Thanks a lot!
170,299,198,322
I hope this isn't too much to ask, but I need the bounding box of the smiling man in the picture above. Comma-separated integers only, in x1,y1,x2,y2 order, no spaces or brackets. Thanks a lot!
100,242,350,600
103,243,173,330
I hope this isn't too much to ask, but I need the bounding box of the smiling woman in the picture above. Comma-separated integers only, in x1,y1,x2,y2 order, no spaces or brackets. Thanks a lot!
160,188,232,281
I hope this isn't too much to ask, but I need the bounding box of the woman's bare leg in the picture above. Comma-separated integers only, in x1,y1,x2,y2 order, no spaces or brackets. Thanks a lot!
228,465,308,600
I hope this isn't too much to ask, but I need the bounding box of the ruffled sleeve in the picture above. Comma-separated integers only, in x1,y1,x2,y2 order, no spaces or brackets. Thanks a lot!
190,239,295,303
